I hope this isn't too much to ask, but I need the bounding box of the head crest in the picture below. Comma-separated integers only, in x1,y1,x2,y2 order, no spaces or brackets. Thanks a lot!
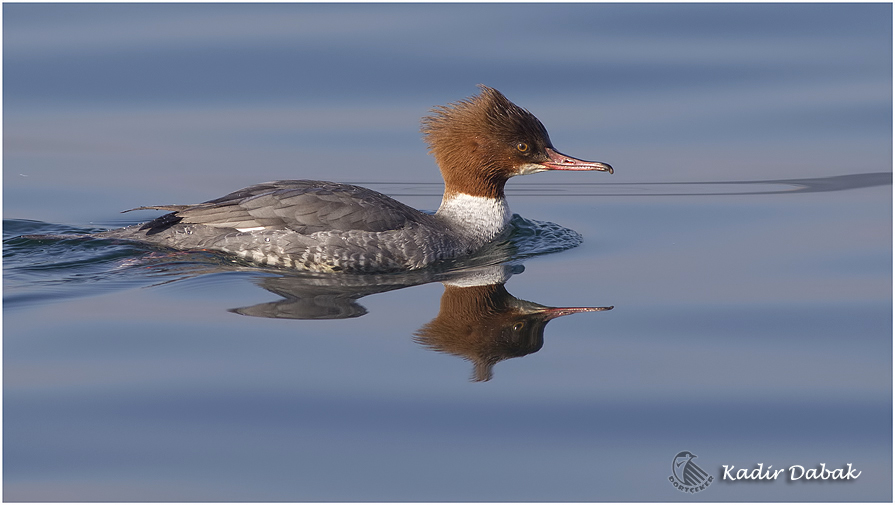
421,85,547,151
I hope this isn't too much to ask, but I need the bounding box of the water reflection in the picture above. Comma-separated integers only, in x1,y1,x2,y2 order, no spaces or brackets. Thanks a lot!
227,264,612,381
415,272,612,382
229,267,450,319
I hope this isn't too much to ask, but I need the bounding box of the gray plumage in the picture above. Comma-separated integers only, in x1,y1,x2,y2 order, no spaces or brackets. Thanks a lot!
98,181,482,273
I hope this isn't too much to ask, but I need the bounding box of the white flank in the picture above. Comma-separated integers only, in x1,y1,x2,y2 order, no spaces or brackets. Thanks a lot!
236,226,265,232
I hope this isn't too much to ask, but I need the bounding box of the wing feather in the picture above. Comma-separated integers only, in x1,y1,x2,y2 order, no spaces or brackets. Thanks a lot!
134,180,435,235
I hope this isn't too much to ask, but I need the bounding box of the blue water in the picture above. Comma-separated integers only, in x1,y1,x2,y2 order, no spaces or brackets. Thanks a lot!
3,3,892,502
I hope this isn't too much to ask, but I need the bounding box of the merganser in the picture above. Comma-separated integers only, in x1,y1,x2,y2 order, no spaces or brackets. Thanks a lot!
98,85,613,273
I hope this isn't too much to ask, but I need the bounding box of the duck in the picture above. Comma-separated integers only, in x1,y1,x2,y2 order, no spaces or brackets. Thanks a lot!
97,85,613,273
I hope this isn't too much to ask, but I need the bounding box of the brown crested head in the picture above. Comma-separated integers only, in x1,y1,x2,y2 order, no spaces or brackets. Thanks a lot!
421,85,613,199
421,85,551,199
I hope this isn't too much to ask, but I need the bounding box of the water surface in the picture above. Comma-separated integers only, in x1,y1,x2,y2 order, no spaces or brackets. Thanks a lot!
3,3,891,502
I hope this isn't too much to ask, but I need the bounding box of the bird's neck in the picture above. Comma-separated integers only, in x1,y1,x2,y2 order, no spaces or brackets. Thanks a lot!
435,191,512,243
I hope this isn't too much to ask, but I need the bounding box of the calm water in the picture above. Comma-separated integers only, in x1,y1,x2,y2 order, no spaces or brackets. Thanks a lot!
3,3,892,502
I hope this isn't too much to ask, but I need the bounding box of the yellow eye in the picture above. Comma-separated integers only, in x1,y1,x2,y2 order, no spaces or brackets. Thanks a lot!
513,322,524,331
516,142,530,153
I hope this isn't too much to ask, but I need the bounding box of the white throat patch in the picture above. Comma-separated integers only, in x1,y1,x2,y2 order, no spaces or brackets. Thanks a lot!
436,193,512,240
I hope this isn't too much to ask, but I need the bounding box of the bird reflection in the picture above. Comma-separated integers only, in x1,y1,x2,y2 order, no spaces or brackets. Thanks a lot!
414,281,612,381
225,263,612,381
228,270,436,319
